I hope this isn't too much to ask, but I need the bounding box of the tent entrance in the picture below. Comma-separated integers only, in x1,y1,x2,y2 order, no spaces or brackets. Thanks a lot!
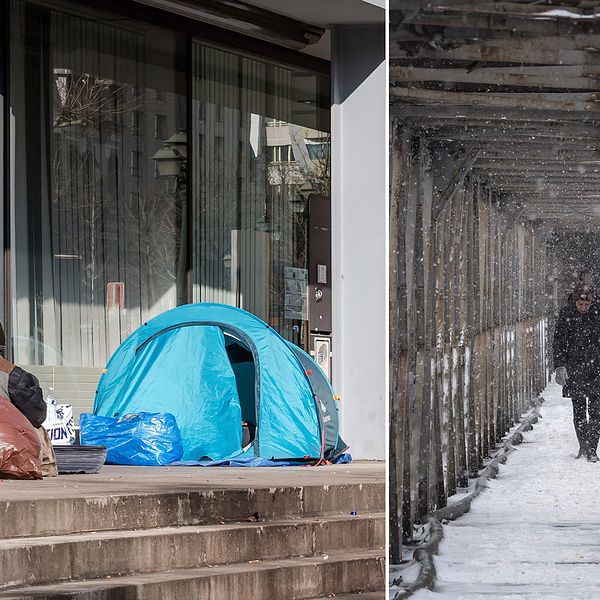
224,333,257,448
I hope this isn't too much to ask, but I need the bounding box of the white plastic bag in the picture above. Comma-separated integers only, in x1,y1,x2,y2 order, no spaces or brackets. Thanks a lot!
42,391,75,446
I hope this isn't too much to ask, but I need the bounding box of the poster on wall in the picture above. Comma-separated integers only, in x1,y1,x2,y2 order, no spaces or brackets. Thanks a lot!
284,267,308,320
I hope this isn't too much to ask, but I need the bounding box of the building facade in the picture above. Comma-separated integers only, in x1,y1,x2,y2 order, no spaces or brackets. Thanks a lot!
0,0,385,458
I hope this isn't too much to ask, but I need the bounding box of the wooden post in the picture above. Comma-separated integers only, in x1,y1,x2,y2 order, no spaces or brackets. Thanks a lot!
389,121,411,561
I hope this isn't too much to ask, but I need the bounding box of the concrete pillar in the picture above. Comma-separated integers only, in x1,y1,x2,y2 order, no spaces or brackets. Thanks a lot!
331,24,386,459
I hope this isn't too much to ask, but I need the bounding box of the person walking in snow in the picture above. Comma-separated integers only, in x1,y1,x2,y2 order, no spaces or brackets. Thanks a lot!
554,281,600,462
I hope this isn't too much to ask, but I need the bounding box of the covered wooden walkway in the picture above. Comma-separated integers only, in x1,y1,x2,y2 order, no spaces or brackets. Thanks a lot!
391,382,600,598
390,0,600,563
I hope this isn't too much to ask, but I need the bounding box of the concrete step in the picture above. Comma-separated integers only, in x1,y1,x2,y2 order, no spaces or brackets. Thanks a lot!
0,483,384,539
0,513,384,589
0,549,384,600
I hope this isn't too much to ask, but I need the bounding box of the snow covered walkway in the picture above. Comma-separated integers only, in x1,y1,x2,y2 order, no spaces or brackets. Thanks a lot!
412,380,600,599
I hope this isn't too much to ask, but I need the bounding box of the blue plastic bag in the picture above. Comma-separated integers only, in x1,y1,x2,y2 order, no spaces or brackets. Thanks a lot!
80,412,183,466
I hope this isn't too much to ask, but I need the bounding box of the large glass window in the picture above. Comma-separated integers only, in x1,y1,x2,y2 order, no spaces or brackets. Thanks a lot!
191,43,330,345
7,1,330,369
9,1,187,366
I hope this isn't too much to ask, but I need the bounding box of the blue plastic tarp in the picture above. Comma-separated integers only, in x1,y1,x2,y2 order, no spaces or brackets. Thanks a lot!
166,454,353,468
80,412,183,466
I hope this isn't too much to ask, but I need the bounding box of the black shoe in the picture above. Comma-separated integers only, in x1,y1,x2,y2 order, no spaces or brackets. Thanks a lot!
588,451,599,463
576,447,586,459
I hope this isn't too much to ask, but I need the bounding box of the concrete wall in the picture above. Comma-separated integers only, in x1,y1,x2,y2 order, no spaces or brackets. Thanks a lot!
331,25,386,459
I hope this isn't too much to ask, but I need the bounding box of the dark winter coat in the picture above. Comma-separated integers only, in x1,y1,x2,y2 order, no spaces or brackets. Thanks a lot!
553,301,600,395
0,365,46,428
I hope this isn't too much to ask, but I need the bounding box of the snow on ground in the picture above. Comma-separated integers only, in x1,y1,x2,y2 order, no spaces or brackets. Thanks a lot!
411,379,600,599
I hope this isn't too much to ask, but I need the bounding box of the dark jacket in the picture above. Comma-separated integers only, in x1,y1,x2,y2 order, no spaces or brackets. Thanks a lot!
553,302,600,395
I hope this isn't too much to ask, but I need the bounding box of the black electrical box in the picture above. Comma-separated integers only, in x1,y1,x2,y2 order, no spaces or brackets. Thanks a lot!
308,194,332,334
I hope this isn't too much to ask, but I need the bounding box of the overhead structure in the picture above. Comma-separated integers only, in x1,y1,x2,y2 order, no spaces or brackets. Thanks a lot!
389,0,600,565
391,0,600,229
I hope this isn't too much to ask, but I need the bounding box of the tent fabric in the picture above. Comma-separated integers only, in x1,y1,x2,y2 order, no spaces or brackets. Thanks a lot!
94,326,242,461
94,303,338,462
287,343,346,458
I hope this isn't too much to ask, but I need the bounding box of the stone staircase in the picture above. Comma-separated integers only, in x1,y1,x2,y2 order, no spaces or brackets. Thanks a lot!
0,477,385,599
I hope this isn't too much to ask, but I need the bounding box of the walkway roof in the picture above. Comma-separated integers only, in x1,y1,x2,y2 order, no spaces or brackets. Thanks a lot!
391,0,600,232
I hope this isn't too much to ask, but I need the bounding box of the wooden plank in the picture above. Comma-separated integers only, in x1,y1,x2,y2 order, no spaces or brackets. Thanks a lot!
479,146,600,159
392,40,591,66
455,183,468,487
413,136,430,520
390,102,600,122
391,86,600,112
390,65,600,90
474,163,600,172
404,134,420,532
434,210,448,502
389,121,411,560
421,145,445,511
437,3,600,19
425,119,600,135
391,0,487,9
427,129,600,143
396,11,600,36
466,178,481,477
432,149,481,222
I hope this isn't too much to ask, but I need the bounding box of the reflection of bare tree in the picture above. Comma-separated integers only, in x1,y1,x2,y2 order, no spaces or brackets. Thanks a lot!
287,129,331,196
51,69,177,307
53,72,139,130
121,187,178,288
52,72,135,290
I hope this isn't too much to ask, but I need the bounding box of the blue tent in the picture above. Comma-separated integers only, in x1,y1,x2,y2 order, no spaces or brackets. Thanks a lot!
93,303,347,462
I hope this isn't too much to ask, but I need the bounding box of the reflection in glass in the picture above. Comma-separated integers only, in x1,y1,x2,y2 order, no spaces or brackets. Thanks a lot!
192,43,330,345
10,1,186,365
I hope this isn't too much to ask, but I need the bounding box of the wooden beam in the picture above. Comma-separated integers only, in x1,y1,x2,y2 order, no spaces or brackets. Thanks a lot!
478,147,600,159
390,65,600,90
484,173,600,181
475,160,600,167
434,3,600,19
392,42,591,66
391,0,482,8
390,102,600,121
390,87,600,112
473,170,600,183
396,12,600,36
432,149,480,222
507,193,600,199
423,118,600,134
501,206,526,241
426,129,600,143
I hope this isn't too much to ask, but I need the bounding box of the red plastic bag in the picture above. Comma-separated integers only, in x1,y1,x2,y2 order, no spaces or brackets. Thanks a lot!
0,396,42,479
